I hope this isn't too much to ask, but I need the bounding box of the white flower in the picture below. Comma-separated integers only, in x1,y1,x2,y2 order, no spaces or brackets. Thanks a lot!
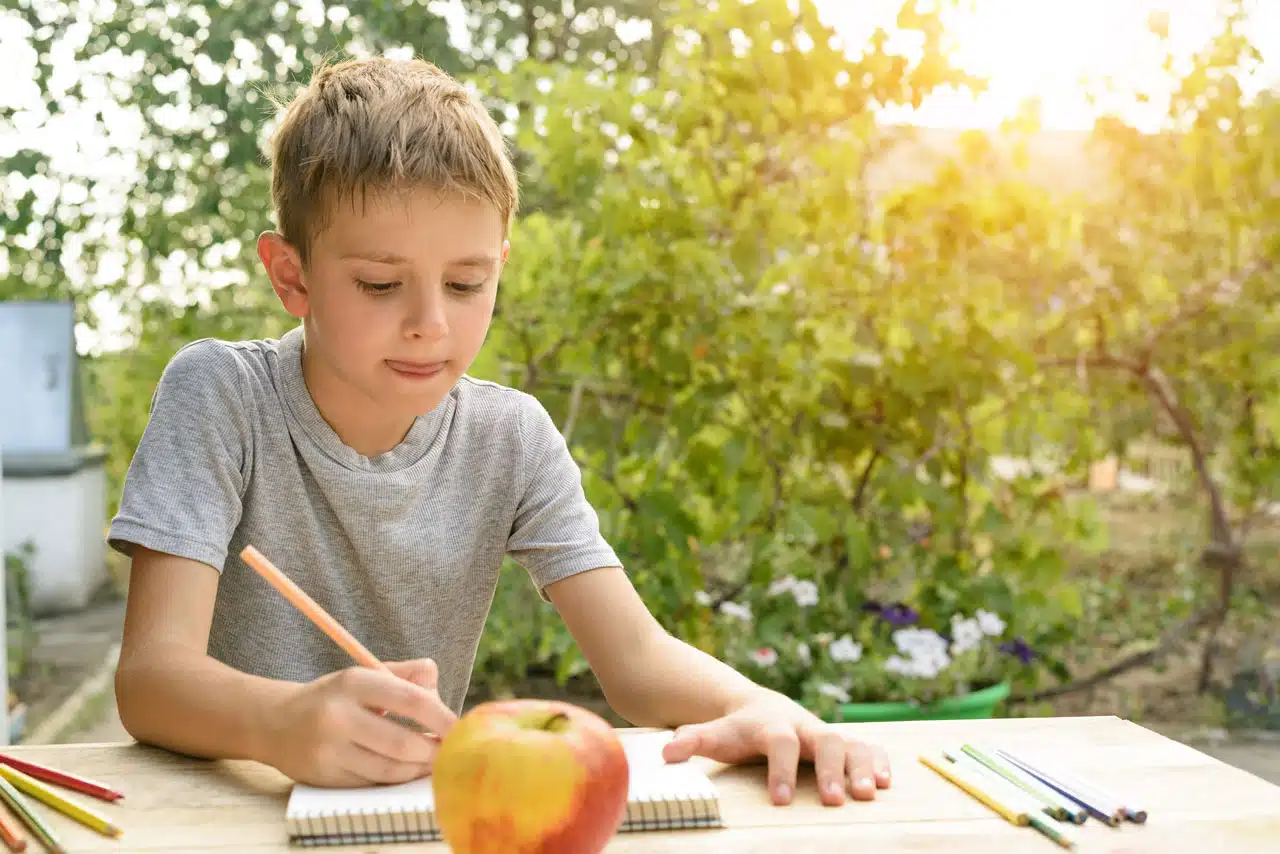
790,580,819,607
828,634,863,663
893,628,949,658
749,647,778,667
886,629,951,679
884,654,914,676
718,601,752,621
817,682,851,703
694,590,712,606
949,616,984,654
976,609,1006,636
796,643,812,667
768,576,796,596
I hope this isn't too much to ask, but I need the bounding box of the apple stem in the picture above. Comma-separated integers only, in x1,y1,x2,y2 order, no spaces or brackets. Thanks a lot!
541,712,572,733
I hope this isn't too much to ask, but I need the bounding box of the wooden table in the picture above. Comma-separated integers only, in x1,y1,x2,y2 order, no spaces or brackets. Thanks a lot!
4,715,1278,852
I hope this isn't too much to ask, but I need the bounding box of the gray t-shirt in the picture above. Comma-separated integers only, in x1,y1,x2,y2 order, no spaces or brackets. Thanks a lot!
107,326,621,713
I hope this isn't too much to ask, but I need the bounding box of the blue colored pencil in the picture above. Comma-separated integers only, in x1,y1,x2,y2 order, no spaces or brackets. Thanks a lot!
962,744,1087,823
994,749,1125,826
996,747,1145,822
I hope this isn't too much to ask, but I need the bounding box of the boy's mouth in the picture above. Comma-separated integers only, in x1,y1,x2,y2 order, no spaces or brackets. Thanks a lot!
386,359,448,379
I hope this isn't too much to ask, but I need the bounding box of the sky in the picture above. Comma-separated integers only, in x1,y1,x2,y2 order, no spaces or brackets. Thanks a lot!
2,0,1278,353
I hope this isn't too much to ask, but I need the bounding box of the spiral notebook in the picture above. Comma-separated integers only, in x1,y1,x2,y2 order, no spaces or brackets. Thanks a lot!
284,730,724,847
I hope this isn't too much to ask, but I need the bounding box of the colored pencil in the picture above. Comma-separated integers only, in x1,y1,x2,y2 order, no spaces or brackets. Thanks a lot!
240,545,389,673
239,545,441,739
996,747,1138,822
943,751,1077,850
0,754,121,803
0,766,120,839
1027,810,1077,850
994,748,1125,826
0,801,24,853
943,750,1051,816
962,744,1087,823
919,753,1029,826
0,776,61,854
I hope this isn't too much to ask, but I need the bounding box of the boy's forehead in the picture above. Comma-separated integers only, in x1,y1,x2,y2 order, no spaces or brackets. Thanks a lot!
311,189,504,263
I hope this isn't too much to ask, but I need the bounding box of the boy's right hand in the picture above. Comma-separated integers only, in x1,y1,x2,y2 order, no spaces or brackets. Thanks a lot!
266,658,458,787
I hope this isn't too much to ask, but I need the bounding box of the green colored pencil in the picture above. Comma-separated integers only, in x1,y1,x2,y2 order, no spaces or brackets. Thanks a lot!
0,773,64,853
962,743,1087,823
1028,811,1077,850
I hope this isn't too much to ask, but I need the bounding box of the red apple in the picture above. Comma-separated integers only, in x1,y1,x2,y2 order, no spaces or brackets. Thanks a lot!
432,699,630,854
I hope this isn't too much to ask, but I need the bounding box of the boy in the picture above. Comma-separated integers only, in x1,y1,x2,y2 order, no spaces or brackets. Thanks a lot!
109,56,890,808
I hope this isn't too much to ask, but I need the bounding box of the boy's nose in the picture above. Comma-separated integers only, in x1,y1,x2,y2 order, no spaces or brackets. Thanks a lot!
405,291,448,339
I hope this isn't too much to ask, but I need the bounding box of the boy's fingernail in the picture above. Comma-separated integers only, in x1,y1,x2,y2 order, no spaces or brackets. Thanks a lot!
775,783,791,802
858,777,875,791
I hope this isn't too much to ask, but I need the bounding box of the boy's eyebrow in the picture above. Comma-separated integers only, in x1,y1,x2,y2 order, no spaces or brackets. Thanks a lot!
339,250,499,268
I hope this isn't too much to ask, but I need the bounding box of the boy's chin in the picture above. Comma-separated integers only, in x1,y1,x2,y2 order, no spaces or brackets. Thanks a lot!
380,376,456,415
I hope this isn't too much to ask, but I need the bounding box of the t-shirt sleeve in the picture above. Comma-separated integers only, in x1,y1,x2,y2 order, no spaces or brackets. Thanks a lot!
107,339,252,572
506,393,622,598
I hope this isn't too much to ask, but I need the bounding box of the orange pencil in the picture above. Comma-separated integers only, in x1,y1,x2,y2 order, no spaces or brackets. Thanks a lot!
0,806,24,853
239,545,441,738
240,545,390,673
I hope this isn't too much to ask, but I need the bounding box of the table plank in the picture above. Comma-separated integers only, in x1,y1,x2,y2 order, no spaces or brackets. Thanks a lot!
2,716,1275,853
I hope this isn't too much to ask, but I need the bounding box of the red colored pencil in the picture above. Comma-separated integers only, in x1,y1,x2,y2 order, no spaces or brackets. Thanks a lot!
0,754,122,803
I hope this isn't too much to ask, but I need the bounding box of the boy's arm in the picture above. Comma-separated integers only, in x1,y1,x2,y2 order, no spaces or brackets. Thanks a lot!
545,567,890,806
116,546,453,787
544,566,759,726
114,545,295,762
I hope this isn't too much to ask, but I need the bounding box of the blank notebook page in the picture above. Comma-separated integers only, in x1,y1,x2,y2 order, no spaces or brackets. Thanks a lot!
285,729,722,846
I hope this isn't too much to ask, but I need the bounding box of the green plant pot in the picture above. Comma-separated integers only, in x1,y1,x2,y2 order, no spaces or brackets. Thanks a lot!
824,681,1011,723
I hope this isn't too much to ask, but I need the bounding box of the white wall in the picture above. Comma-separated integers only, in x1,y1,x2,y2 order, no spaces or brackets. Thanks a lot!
0,448,9,745
1,465,107,616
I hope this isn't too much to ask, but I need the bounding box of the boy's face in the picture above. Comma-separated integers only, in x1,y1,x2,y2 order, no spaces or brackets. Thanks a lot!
260,186,506,423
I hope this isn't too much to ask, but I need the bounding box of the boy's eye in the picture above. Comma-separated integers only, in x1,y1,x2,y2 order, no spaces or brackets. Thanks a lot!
356,279,399,294
449,281,485,295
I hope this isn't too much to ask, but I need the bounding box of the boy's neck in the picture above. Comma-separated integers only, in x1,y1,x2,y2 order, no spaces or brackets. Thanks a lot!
298,339,416,459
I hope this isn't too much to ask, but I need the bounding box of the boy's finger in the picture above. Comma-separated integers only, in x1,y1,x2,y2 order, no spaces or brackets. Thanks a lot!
873,744,892,788
386,658,439,690
762,723,801,806
812,728,847,806
350,707,440,765
846,740,878,801
343,668,458,736
339,743,432,786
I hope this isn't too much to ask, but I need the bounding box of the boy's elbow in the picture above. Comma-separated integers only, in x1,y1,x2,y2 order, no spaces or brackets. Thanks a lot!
113,659,149,742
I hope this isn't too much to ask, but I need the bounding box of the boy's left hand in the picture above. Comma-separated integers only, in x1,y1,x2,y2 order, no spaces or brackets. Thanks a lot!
660,690,891,807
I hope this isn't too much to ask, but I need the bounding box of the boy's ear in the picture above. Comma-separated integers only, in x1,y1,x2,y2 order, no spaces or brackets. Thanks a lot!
257,231,309,319
501,239,510,263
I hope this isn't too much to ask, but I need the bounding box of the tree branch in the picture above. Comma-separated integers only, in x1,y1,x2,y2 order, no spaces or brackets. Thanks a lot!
852,449,881,514
1139,257,1272,364
1013,606,1217,702
561,378,585,446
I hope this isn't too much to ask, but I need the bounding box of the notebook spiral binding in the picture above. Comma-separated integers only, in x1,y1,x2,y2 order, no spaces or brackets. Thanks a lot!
287,792,722,846
288,805,441,847
622,791,723,832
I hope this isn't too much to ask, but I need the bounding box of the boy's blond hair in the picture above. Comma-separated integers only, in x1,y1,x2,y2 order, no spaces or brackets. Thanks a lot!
267,56,519,265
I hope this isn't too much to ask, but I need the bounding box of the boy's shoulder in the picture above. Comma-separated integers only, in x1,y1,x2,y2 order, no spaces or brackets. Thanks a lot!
156,335,279,389
449,374,559,442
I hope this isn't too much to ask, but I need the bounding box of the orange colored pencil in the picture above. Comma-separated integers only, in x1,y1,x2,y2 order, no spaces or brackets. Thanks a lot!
239,545,390,673
0,806,24,853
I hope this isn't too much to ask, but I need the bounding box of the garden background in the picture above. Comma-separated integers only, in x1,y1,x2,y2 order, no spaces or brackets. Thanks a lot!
2,0,1278,732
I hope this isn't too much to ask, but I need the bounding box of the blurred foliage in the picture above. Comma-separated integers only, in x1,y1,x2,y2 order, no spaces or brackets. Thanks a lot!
1,0,1277,707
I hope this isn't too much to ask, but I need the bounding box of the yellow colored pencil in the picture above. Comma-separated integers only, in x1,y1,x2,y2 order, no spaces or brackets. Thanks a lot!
919,753,1029,826
0,775,62,853
0,766,120,839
